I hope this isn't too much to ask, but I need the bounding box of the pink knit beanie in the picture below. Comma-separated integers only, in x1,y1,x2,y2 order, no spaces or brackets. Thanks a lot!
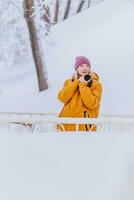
74,56,91,70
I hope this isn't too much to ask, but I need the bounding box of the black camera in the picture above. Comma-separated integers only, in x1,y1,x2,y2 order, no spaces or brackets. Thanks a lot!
84,74,92,82
84,74,92,87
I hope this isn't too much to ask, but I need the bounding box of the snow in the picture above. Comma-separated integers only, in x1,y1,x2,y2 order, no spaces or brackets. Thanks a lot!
0,131,134,200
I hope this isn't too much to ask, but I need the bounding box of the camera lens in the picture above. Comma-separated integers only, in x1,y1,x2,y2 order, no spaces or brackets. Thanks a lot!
84,74,91,82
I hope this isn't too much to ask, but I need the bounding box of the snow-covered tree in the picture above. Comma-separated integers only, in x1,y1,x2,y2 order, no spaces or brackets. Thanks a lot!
24,0,48,91
0,0,31,68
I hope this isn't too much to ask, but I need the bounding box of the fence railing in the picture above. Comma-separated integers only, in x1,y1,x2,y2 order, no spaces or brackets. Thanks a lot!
0,113,134,132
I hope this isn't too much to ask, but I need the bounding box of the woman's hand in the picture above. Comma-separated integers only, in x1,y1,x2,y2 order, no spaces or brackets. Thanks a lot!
72,71,79,80
78,76,85,83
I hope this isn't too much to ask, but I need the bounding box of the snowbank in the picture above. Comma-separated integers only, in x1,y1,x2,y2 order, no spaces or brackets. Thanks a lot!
0,131,134,200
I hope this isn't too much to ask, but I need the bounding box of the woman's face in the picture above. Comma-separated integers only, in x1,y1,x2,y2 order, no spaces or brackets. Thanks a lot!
77,64,90,76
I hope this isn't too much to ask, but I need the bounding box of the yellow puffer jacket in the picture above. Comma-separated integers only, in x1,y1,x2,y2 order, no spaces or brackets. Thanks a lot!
57,72,102,132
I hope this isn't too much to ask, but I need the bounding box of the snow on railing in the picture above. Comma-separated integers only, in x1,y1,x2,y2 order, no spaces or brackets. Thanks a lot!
0,112,134,132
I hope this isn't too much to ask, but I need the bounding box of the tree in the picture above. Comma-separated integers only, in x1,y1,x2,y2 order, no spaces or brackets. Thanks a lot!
63,0,71,20
0,0,29,69
42,5,51,35
24,0,48,91
88,0,90,8
76,0,85,13
54,0,60,23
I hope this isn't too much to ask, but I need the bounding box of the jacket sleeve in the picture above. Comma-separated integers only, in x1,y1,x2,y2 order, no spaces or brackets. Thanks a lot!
79,81,102,109
58,79,79,104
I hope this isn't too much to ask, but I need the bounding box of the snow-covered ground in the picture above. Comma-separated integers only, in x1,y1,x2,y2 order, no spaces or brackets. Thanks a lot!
0,0,134,116
0,131,134,200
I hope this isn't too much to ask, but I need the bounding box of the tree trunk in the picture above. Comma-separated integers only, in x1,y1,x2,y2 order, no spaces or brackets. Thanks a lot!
54,0,59,24
88,0,90,8
63,0,71,20
76,0,85,13
23,0,48,91
42,5,51,36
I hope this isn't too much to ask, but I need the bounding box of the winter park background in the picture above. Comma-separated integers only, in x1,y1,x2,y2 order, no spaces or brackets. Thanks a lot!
0,0,134,199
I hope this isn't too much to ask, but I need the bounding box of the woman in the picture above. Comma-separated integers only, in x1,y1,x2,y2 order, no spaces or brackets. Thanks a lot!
57,56,102,132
